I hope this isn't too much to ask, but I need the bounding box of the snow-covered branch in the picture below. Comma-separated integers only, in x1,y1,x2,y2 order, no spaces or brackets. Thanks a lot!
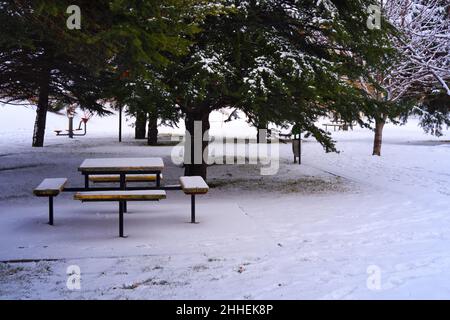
382,0,450,100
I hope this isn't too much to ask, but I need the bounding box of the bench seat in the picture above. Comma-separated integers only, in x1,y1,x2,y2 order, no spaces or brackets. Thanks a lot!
33,178,68,225
88,174,163,183
179,176,209,195
33,178,68,197
74,190,166,201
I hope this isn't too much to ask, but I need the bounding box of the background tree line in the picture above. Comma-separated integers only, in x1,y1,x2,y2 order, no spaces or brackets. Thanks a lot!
0,0,448,179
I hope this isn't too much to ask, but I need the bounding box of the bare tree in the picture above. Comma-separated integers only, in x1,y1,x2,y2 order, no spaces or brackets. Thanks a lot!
362,0,450,155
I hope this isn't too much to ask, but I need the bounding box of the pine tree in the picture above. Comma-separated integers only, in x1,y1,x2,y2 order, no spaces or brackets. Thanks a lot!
163,0,392,179
410,92,450,136
0,1,116,146
106,0,215,145
0,0,203,147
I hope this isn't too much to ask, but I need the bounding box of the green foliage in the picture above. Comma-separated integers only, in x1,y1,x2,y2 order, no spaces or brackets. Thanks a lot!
0,0,399,153
0,0,208,112
411,92,450,137
106,0,223,124
156,0,395,152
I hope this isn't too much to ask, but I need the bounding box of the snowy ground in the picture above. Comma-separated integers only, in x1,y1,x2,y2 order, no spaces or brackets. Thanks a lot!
0,104,449,299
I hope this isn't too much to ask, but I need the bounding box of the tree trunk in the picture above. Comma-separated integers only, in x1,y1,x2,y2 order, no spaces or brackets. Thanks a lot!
135,111,147,139
184,108,211,180
147,113,158,145
256,120,268,144
118,104,123,142
372,116,386,156
32,67,51,147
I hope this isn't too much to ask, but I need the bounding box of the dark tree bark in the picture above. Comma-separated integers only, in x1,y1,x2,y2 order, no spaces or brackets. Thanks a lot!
147,113,158,145
135,111,147,139
118,104,123,142
256,120,268,144
372,115,387,156
184,108,211,180
32,66,51,147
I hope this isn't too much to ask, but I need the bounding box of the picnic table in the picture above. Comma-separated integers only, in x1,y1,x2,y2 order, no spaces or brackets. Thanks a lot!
78,157,164,214
34,156,210,237
78,157,164,190
323,121,355,132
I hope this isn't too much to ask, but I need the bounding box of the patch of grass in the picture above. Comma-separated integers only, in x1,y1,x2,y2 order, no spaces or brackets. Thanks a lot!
122,278,171,290
0,263,25,277
209,176,351,194
191,264,209,272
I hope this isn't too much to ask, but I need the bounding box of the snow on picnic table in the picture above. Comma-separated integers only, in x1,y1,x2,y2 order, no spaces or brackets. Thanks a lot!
0,104,449,299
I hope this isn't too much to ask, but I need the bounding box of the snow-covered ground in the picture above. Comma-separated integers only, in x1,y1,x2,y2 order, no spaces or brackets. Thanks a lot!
0,104,449,299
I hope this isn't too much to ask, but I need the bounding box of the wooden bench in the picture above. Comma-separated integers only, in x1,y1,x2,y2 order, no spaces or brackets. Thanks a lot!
33,178,68,225
179,176,209,223
89,174,163,183
74,190,167,237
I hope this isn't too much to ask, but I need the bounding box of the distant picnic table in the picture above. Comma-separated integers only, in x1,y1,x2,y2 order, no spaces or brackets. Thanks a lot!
323,121,355,132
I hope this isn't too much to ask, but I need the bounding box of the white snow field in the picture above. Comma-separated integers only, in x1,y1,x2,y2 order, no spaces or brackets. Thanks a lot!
0,104,449,299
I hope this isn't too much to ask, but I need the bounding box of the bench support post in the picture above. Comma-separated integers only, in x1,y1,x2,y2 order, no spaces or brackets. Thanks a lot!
119,201,124,237
84,174,89,189
156,173,161,187
49,196,54,225
191,194,196,223
120,174,127,213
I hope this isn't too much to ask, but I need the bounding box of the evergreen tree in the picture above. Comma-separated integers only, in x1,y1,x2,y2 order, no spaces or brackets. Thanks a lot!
164,0,392,179
0,1,111,146
0,0,202,147
106,0,216,145
409,91,450,137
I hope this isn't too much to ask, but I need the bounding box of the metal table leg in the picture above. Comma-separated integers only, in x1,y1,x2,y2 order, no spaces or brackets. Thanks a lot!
191,194,196,223
49,196,54,225
120,173,127,212
119,201,125,237
156,172,161,187
84,174,89,189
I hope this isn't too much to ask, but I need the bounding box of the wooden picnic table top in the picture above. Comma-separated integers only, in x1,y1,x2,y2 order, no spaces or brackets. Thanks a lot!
78,157,165,173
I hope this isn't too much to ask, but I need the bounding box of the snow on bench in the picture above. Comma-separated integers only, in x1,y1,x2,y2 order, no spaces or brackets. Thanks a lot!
179,177,209,223
33,178,68,197
179,176,209,195
78,157,164,172
89,174,163,183
74,190,167,201
33,178,68,225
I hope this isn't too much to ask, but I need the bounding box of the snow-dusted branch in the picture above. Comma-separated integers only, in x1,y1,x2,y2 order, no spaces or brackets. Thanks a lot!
360,0,449,105
381,0,450,100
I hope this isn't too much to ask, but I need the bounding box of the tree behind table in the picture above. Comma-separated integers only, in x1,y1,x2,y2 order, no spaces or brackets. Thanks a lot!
100,0,218,145
159,0,393,179
0,0,205,147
